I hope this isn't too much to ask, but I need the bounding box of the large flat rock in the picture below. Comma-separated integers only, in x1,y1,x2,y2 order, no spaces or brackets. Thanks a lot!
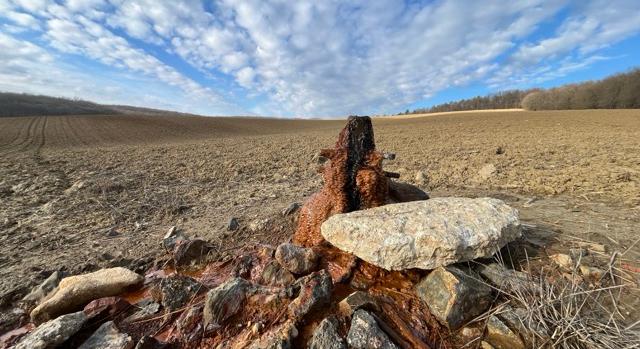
321,197,521,270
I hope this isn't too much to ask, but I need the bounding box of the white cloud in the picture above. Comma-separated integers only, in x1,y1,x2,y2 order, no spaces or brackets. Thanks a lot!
1,0,639,116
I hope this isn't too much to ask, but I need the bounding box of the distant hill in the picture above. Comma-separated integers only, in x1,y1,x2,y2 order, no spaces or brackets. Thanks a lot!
0,92,199,117
400,67,640,115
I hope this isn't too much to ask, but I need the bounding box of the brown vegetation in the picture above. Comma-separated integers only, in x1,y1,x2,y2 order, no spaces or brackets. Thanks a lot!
522,68,640,110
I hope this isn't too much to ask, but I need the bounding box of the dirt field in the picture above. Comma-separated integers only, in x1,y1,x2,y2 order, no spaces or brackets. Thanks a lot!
1,109,639,321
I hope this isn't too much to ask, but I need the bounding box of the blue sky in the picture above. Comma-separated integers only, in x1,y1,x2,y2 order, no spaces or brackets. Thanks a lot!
1,0,640,117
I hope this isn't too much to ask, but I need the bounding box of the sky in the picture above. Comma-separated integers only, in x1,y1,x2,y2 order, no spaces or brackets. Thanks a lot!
1,0,640,117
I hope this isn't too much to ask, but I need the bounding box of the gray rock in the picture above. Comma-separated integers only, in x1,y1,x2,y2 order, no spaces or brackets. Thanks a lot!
309,316,346,349
387,180,429,203
321,197,521,270
173,239,210,267
151,275,202,312
337,291,380,315
415,266,492,329
275,243,317,274
227,218,239,231
498,305,549,348
78,321,133,349
203,278,249,327
30,267,144,323
261,260,296,287
477,263,533,292
288,270,332,320
15,311,87,349
281,202,301,216
485,315,525,349
162,226,186,251
22,271,63,305
123,300,160,323
347,309,398,349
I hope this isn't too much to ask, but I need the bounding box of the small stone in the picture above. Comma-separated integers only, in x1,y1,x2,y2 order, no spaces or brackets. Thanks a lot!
477,263,533,292
498,305,549,348
282,203,301,216
579,265,604,281
337,291,380,316
414,171,427,185
495,146,505,155
21,271,63,306
249,218,270,232
387,180,429,203
485,315,525,349
481,341,495,349
550,253,574,270
30,267,144,323
321,197,521,271
227,218,239,231
78,321,133,349
173,239,210,267
288,270,332,320
415,266,492,329
14,311,87,349
203,278,250,327
261,260,296,287
458,326,482,342
347,309,398,349
477,164,497,181
275,243,318,274
124,300,160,323
151,275,203,312
83,297,131,320
162,226,186,251
309,316,346,349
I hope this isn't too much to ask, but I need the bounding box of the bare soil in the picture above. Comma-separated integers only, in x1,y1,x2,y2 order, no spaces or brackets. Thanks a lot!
1,110,639,322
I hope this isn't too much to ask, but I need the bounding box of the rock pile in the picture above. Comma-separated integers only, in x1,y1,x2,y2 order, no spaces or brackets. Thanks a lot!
2,116,553,349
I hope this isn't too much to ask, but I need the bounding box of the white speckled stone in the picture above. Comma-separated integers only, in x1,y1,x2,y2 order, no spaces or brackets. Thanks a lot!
321,197,521,270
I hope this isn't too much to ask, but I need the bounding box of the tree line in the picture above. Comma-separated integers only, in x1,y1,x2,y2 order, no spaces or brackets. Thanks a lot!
522,68,640,110
399,68,640,114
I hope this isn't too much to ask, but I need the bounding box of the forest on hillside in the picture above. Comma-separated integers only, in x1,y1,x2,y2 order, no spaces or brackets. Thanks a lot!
400,68,640,114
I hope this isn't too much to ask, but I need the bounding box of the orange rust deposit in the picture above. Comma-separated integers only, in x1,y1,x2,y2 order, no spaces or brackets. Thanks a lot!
293,115,389,248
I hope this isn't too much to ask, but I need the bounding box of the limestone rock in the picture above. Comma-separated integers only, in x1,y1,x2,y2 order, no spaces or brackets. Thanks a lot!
78,321,133,349
321,197,521,270
275,243,317,274
347,309,398,349
203,278,249,327
415,266,492,329
30,267,144,323
309,316,346,349
485,315,525,349
15,311,87,349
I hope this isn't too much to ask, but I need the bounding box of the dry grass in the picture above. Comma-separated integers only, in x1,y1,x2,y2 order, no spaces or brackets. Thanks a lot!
473,250,640,349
